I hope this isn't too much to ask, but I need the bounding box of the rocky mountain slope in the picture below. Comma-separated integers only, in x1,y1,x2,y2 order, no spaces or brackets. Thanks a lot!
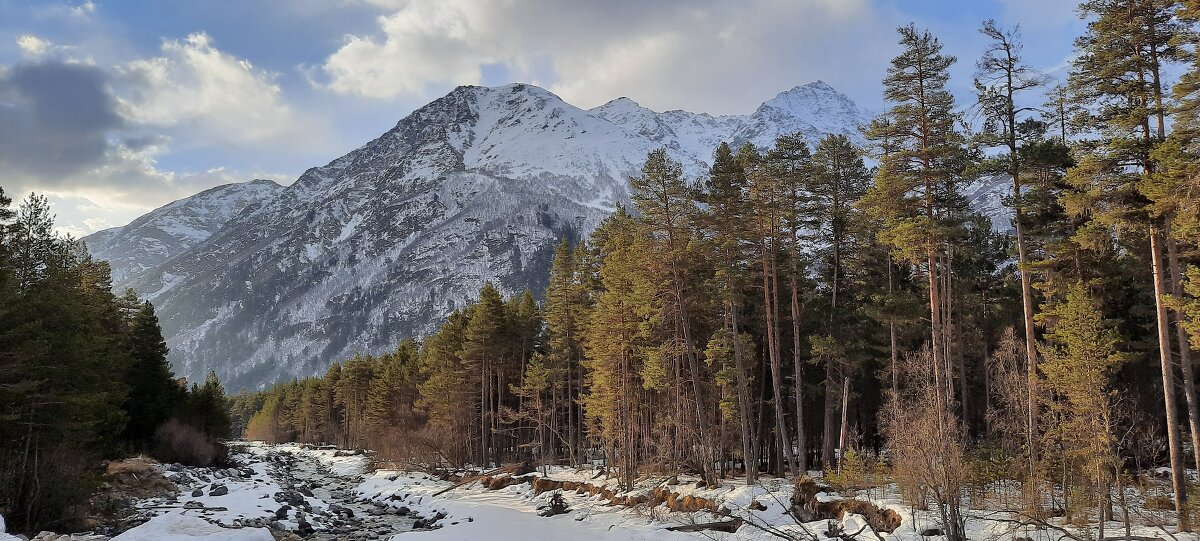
84,180,283,284
85,81,952,390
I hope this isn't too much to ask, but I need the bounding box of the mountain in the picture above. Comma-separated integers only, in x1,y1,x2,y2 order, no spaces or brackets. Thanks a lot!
83,180,283,284
590,80,872,165
91,81,944,390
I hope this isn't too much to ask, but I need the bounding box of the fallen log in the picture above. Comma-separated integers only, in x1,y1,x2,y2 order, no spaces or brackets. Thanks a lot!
433,464,535,496
142,505,229,511
666,518,743,533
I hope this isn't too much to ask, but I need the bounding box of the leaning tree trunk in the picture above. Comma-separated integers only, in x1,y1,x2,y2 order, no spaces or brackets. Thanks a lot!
1151,224,1190,531
1167,229,1200,471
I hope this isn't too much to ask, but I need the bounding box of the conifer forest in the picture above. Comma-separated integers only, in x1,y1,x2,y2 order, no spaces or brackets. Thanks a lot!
6,1,1200,539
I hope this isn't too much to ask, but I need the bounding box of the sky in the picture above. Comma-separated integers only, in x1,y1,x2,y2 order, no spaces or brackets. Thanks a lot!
0,0,1084,236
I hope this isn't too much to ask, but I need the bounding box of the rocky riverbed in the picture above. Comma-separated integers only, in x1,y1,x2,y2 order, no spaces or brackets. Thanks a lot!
4,443,429,541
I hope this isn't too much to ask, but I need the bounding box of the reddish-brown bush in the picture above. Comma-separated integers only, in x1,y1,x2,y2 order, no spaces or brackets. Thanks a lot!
152,419,228,467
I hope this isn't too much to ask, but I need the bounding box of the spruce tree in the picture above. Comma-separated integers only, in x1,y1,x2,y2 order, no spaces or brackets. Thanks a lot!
123,300,184,447
188,371,233,440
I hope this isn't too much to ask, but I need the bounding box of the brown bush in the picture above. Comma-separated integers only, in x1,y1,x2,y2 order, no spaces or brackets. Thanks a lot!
152,419,228,467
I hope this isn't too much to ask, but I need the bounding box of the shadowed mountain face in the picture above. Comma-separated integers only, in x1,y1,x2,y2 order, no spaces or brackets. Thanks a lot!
88,81,987,390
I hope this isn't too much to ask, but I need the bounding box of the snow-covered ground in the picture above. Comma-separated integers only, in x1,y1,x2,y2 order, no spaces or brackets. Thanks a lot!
5,443,1196,541
353,462,1200,541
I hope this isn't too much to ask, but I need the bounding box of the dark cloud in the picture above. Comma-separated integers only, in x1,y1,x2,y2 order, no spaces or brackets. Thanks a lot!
0,60,123,181
121,132,167,151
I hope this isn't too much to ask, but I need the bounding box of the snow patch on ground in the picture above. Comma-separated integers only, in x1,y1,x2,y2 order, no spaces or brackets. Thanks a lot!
0,514,18,541
111,514,273,541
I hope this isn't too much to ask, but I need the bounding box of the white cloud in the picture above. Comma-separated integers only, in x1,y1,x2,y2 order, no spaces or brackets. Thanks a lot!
323,2,489,98
15,34,81,60
317,0,891,114
70,0,97,18
118,32,317,149
17,35,51,57
19,141,288,236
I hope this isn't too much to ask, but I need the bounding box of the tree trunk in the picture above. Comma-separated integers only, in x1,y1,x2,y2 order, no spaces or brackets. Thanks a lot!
888,257,899,396
837,376,850,474
822,356,837,470
729,303,758,483
761,238,798,477
1150,224,1190,531
1167,230,1200,471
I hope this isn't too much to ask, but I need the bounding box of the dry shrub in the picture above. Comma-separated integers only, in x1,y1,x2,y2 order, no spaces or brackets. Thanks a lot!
882,347,967,541
152,419,228,467
104,456,175,499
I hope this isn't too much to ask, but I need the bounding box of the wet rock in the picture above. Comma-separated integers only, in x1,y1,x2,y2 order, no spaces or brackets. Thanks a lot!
209,484,228,496
294,512,315,536
191,488,204,497
183,500,204,509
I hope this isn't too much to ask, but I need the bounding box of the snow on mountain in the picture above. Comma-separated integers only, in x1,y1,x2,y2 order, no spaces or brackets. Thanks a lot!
83,180,283,284
94,81,1005,390
590,80,872,164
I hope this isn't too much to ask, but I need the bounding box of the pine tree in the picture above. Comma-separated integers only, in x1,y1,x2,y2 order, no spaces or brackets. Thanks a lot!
1038,284,1128,532
700,142,760,482
745,144,800,476
544,238,589,465
803,133,872,470
581,207,655,489
417,310,473,464
974,20,1049,483
461,283,509,466
863,24,967,416
364,339,420,441
629,149,717,483
768,133,814,473
1069,0,1190,526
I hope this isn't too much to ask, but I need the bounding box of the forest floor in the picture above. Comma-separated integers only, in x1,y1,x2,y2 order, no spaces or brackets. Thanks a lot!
4,443,1196,541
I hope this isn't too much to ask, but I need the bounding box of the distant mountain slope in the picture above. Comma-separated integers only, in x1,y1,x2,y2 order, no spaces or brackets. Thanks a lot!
83,180,283,284
97,81,1002,390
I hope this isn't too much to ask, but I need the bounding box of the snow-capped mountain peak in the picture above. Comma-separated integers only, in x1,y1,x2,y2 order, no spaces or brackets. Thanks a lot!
90,81,899,390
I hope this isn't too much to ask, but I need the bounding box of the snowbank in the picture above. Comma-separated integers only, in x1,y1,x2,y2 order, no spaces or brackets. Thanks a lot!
111,514,272,541
0,514,18,541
